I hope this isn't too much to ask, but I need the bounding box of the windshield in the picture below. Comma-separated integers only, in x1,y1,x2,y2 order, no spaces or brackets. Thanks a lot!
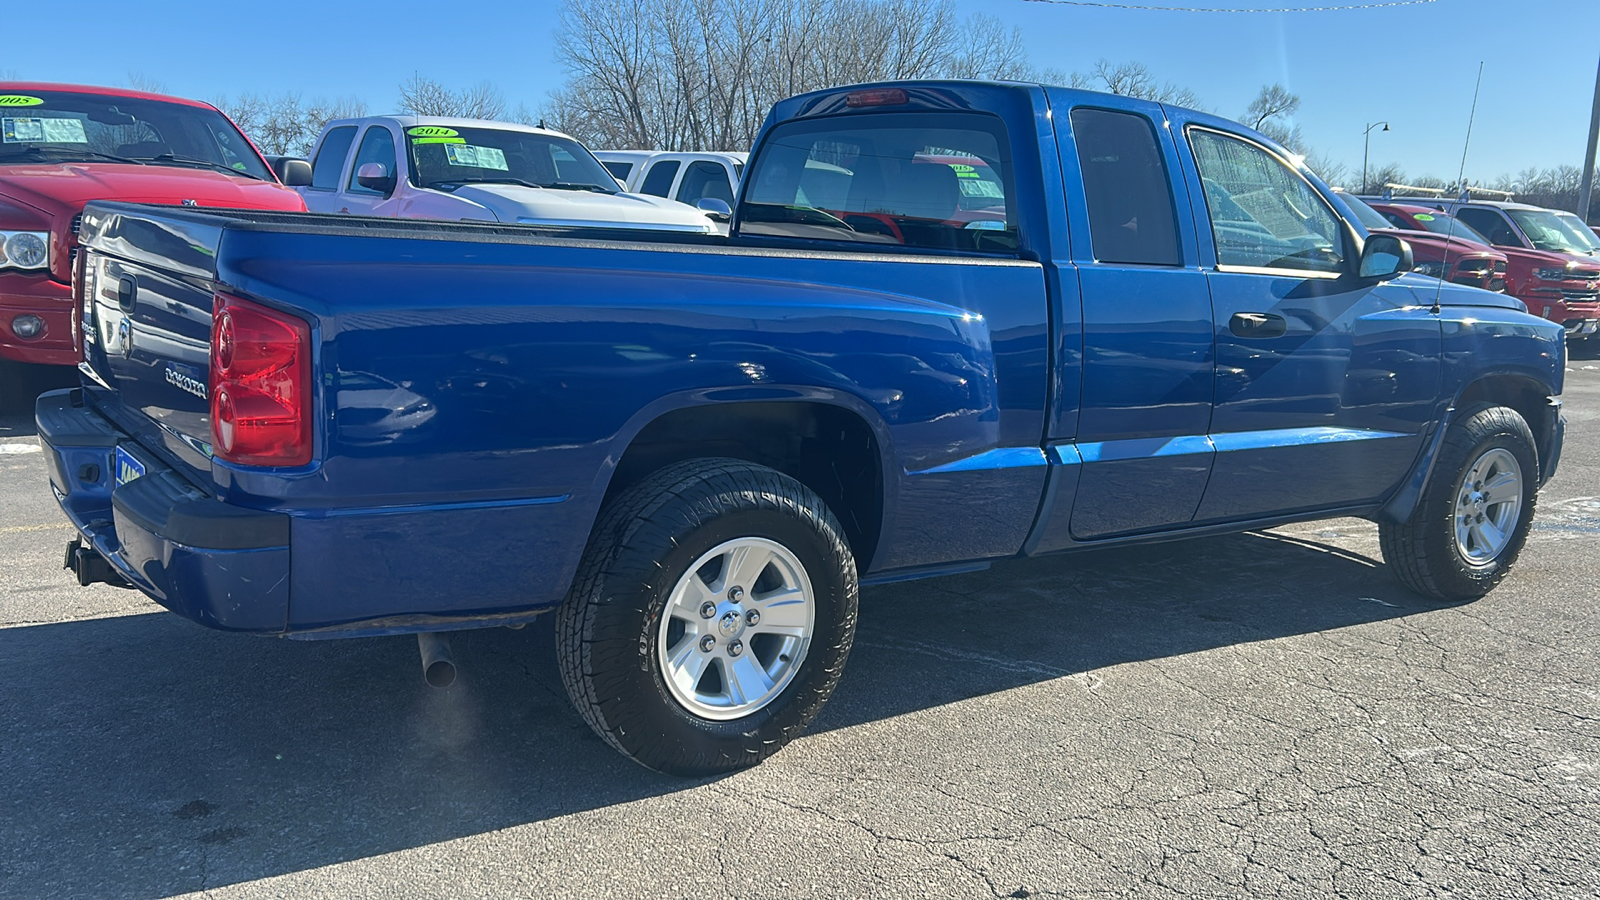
0,89,271,179
1336,193,1393,231
1507,208,1593,253
1412,212,1490,244
406,126,617,193
1553,211,1600,252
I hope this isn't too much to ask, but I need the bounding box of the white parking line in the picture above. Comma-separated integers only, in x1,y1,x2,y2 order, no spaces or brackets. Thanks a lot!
0,442,41,454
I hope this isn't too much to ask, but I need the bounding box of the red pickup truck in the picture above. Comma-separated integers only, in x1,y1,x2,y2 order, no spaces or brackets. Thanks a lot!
0,83,306,407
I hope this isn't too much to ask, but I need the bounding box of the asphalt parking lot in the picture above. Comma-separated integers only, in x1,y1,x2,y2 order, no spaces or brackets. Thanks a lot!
3,365,1597,900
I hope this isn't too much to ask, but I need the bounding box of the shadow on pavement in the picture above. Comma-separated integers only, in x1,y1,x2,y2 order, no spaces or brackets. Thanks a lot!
0,526,1425,897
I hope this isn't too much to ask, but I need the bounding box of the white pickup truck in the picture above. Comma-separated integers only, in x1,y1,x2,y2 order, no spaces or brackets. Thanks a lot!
595,151,746,212
294,117,716,233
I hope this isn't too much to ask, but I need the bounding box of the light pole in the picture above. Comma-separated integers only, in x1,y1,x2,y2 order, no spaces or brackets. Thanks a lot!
1362,121,1390,194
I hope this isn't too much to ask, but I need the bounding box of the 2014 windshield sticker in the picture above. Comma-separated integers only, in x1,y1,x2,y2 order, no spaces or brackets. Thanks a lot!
1414,213,1435,221
409,126,464,144
444,143,509,171
3,117,89,144
0,95,45,107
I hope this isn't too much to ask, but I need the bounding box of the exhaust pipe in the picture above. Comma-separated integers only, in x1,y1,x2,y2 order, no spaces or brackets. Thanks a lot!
417,632,456,688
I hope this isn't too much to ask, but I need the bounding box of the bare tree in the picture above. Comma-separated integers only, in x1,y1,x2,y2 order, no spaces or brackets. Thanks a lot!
1068,60,1203,109
212,93,368,157
398,74,506,120
548,0,1032,151
1244,83,1299,131
125,72,168,95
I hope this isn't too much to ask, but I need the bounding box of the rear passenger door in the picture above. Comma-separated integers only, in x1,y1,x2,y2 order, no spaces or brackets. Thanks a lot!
1047,95,1217,539
1174,118,1441,521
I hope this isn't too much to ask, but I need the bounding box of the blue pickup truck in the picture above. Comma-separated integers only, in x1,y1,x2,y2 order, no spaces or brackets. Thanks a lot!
39,81,1564,775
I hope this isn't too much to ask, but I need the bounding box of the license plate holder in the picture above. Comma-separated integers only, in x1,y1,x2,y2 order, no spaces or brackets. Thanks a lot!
114,446,146,486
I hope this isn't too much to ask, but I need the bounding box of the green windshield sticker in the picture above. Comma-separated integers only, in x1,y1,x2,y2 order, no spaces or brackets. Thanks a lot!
412,136,465,144
1414,213,1435,221
0,95,45,107
408,126,459,138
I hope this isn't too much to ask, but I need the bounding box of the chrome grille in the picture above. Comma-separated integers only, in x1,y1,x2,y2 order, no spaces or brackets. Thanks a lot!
1559,288,1599,303
70,213,83,238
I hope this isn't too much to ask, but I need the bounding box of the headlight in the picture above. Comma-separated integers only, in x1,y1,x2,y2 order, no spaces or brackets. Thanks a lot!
1536,266,1575,281
1413,260,1445,278
0,230,50,270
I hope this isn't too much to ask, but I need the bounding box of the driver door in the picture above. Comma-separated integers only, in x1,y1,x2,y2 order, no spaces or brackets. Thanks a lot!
1174,120,1441,522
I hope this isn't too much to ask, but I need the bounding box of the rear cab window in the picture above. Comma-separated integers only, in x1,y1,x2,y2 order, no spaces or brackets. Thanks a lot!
739,112,1017,253
639,160,680,196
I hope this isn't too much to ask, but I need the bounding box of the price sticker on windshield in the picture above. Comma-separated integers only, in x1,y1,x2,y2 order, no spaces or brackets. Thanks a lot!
444,143,509,171
3,117,88,143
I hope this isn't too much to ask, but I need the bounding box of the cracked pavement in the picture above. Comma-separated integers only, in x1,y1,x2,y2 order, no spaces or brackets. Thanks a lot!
2,363,1597,899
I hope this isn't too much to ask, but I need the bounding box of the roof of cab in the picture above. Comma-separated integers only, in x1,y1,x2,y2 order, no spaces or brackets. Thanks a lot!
324,115,576,141
0,82,213,109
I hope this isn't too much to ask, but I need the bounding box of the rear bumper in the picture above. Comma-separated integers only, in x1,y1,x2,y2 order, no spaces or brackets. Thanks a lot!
0,273,77,366
36,388,291,632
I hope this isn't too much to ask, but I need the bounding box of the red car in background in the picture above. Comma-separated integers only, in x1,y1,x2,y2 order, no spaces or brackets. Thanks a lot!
0,83,308,407
1337,193,1508,291
1368,197,1600,340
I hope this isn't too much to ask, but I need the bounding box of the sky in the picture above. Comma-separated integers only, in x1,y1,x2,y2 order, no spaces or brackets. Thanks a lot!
3,0,1597,184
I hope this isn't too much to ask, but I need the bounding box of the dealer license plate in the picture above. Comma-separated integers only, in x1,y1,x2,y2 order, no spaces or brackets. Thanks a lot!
114,446,145,486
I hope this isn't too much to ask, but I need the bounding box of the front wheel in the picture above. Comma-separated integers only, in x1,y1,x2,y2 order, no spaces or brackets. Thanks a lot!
1379,403,1539,601
556,459,857,775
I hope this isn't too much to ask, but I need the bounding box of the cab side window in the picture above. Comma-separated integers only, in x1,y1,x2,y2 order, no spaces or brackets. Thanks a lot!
1454,207,1517,246
676,161,734,206
346,127,397,196
640,160,681,197
310,126,357,191
1071,108,1181,266
1189,129,1345,274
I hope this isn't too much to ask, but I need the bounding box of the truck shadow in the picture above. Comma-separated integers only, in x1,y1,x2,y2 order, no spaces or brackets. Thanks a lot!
0,525,1427,897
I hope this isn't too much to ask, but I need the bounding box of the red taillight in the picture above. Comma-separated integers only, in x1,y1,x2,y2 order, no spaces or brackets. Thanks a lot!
209,292,312,467
845,88,908,108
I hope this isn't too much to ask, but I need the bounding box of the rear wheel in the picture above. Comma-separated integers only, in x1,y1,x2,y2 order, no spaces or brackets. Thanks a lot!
1379,403,1538,601
557,458,857,775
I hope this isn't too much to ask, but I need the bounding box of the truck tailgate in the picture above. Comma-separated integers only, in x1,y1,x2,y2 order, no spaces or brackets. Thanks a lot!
79,204,226,485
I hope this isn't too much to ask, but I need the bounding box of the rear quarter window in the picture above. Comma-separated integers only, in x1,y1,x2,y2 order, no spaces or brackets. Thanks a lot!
311,126,357,190
740,112,1018,254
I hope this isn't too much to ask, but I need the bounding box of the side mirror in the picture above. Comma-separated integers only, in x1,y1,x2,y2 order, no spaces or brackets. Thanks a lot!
1359,233,1413,280
274,157,313,187
696,198,732,221
356,162,395,195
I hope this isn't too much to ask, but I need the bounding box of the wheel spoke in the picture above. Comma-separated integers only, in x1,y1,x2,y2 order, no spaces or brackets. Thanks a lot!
723,655,774,706
1477,518,1506,553
754,587,810,628
667,642,712,693
669,573,716,621
1482,472,1519,506
722,543,773,593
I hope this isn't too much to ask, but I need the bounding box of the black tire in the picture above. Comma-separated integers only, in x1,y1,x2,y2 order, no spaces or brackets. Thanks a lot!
1379,403,1539,601
557,458,858,775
